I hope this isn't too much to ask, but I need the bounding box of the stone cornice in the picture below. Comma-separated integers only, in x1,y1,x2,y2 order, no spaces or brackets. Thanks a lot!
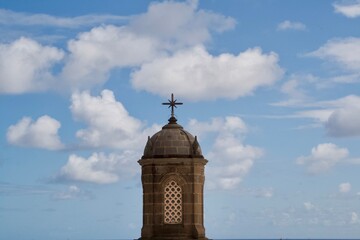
138,158,208,166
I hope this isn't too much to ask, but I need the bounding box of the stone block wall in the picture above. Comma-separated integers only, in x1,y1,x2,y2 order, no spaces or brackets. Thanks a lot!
138,158,208,240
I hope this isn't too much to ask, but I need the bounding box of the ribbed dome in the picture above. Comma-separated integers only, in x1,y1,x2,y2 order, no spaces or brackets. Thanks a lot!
142,120,203,159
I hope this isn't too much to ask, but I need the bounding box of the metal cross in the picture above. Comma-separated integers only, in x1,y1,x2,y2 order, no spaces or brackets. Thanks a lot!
162,93,183,118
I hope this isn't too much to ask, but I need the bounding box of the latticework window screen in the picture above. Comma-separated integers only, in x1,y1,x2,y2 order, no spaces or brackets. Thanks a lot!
164,180,182,224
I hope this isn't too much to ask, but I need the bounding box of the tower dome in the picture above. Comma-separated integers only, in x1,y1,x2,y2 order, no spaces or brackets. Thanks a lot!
142,119,202,159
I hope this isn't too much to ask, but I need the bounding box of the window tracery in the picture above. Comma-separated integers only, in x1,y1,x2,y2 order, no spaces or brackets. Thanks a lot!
164,180,182,224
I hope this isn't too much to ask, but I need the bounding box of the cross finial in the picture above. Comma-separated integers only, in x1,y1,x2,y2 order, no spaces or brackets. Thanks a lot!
162,93,183,123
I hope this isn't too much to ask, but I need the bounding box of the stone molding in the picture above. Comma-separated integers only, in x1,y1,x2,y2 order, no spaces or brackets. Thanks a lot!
138,158,208,166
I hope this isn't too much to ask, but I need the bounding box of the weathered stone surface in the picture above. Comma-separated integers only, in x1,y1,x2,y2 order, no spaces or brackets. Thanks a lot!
142,122,203,159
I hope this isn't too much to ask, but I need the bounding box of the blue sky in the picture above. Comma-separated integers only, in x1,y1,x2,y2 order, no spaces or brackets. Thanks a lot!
1,0,360,239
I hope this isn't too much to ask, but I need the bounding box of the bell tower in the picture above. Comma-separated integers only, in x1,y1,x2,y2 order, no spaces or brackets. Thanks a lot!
138,94,208,240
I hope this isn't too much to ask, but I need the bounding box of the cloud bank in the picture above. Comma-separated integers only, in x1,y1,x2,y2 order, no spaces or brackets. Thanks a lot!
0,0,284,101
0,0,240,96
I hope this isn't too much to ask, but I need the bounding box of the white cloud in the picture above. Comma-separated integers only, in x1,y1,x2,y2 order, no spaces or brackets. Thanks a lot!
271,74,315,107
188,116,247,137
281,79,305,99
295,109,334,123
325,95,360,137
308,37,360,71
132,46,284,101
7,115,64,150
339,182,351,193
57,152,138,184
188,116,263,190
129,0,235,49
304,202,316,211
0,8,128,28
0,37,64,94
71,89,160,149
59,89,162,184
350,212,360,224
296,143,349,174
277,20,307,31
61,25,160,90
334,1,360,18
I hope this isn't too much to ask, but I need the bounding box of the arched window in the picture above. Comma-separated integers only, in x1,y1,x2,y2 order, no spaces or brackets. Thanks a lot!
164,180,182,224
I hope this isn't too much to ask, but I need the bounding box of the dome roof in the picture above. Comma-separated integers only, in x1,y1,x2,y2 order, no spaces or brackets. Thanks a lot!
142,117,203,159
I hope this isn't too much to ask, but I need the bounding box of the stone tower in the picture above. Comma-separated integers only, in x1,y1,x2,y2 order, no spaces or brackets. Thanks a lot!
138,94,208,240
